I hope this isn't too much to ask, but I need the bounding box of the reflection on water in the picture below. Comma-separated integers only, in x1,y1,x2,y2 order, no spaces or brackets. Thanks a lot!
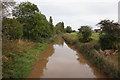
28,36,107,78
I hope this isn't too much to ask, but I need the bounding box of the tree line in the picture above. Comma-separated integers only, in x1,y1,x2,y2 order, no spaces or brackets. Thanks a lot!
2,1,120,50
2,2,74,42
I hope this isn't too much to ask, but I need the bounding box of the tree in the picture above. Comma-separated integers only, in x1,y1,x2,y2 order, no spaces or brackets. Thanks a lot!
2,18,23,39
61,22,65,32
12,2,40,26
12,2,54,42
78,26,92,42
65,26,72,33
97,20,120,50
12,2,39,40
49,16,54,34
22,13,52,42
13,2,39,18
55,22,65,34
1,1,16,18
72,30,76,32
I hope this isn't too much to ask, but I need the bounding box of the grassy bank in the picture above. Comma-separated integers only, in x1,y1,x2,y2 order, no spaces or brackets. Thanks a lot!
3,38,48,78
63,33,119,78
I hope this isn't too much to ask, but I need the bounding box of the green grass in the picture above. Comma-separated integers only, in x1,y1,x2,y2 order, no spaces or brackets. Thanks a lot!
3,41,47,78
67,32,100,42
65,33,77,40
13,43,46,78
91,33,100,42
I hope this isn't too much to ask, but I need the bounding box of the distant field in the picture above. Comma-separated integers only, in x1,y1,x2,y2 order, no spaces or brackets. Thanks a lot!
67,32,100,42
91,33,100,42
65,32,77,40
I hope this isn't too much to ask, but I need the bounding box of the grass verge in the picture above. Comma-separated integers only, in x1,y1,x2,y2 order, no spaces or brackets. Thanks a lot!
3,38,47,78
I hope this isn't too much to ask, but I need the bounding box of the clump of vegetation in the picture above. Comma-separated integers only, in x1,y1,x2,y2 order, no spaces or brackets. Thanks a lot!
54,22,65,34
13,2,39,18
90,33,100,42
97,20,120,50
2,1,55,78
65,26,72,33
2,18,23,39
49,16,55,35
2,37,47,78
12,2,54,42
78,26,92,42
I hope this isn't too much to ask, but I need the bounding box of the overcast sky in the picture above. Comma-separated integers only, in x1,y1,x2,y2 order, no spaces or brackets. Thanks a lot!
15,0,119,30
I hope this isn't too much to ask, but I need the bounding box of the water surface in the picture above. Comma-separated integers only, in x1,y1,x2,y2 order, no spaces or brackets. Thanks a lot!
28,36,107,78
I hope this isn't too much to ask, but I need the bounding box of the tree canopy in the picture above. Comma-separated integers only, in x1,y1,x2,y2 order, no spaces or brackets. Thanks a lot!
49,16,54,35
2,18,23,39
13,2,39,18
22,13,53,42
97,20,120,50
55,22,65,34
78,26,92,42
3,2,67,42
1,1,16,18
65,26,72,33
11,2,54,42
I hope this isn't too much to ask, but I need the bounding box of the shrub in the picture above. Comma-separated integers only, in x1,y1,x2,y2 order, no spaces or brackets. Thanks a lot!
2,18,23,40
97,20,120,50
65,26,72,33
78,26,92,42
21,13,52,42
99,34,114,50
12,2,54,42
55,22,65,34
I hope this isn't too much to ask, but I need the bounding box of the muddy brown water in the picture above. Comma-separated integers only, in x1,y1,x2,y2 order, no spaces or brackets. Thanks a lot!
27,36,107,78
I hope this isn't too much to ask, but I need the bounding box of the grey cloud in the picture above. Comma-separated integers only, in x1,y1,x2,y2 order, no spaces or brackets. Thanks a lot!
15,0,118,30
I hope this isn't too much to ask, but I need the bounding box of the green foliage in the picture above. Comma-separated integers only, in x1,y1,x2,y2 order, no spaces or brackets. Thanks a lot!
12,2,54,42
90,33,100,42
2,2,16,18
55,22,65,34
72,30,76,32
78,26,92,42
3,38,47,78
97,20,120,50
13,2,39,18
99,34,114,50
65,26,72,33
2,18,23,39
23,13,53,42
49,16,54,35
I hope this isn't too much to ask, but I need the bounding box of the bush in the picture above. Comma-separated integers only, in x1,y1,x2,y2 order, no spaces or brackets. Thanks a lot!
13,2,54,42
78,26,92,42
65,26,72,33
2,18,23,40
55,22,65,34
99,34,114,50
97,20,120,50
21,13,53,42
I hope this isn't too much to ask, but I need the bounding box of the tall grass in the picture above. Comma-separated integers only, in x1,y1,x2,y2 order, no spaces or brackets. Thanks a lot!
3,38,47,78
